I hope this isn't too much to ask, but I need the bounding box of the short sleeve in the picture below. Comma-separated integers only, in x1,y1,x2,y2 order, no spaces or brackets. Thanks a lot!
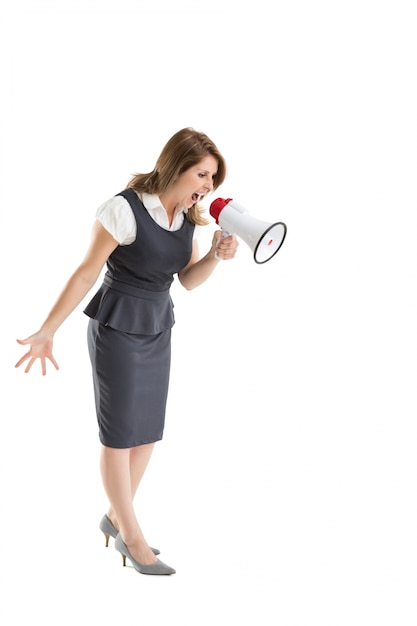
95,196,136,245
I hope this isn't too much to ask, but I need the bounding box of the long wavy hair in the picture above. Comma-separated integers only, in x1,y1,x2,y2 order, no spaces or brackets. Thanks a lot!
126,128,227,226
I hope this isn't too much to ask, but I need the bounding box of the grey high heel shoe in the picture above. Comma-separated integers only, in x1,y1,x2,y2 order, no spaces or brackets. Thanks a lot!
114,533,176,576
99,514,160,556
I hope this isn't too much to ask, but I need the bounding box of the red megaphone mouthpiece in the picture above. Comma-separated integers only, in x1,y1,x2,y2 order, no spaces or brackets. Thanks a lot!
209,197,233,223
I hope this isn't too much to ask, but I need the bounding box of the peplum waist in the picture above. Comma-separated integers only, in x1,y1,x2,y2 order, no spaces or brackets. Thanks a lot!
83,277,175,334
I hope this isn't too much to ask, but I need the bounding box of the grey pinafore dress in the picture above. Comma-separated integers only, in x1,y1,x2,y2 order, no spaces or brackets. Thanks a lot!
84,188,195,448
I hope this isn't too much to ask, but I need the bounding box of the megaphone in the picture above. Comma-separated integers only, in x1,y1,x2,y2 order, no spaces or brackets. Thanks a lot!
209,198,287,264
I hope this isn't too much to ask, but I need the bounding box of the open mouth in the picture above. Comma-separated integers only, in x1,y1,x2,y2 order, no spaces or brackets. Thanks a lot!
191,193,202,204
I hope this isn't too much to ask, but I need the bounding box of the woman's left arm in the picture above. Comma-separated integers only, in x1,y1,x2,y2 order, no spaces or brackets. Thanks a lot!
178,231,239,290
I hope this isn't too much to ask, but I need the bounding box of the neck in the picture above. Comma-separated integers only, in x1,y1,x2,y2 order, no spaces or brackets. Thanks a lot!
159,192,182,227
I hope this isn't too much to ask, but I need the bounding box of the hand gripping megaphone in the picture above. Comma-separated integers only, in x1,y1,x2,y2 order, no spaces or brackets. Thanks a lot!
209,198,287,264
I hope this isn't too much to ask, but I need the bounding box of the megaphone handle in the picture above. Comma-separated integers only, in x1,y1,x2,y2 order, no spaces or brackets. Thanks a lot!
214,229,232,260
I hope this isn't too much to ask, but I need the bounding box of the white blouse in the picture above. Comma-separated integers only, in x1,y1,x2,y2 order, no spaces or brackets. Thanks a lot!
96,192,200,245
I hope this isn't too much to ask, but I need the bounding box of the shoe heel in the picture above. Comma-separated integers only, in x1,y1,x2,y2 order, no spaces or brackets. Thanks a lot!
99,514,118,548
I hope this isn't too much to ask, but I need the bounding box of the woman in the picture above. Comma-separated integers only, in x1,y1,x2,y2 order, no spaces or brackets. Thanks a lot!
15,127,238,576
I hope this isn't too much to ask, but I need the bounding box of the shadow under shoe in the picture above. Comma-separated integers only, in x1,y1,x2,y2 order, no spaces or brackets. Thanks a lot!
99,514,160,556
114,533,176,576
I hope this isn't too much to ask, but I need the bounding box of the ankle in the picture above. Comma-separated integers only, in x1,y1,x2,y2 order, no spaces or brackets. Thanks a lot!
107,510,119,530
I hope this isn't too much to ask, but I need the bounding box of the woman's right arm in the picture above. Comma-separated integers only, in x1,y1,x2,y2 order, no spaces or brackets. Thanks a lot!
15,220,119,375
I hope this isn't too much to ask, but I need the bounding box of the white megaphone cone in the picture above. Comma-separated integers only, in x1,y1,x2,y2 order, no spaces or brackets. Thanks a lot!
209,198,287,264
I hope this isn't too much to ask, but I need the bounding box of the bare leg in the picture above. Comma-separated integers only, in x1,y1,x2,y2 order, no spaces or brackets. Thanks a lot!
106,443,154,528
100,443,156,565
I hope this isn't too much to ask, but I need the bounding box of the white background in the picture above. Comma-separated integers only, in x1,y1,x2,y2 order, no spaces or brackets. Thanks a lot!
1,1,416,624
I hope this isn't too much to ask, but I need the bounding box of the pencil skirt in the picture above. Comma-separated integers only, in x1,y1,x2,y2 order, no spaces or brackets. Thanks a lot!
87,319,171,448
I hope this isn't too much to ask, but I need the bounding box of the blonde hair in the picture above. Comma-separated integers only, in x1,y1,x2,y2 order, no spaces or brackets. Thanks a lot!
126,128,227,226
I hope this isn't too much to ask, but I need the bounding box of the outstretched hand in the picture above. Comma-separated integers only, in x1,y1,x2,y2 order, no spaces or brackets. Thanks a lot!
15,331,59,376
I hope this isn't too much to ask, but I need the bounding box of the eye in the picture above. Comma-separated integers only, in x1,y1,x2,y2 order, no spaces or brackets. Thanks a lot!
198,172,206,178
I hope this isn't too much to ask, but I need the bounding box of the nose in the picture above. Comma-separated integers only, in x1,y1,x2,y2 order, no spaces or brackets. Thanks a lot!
204,178,214,193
